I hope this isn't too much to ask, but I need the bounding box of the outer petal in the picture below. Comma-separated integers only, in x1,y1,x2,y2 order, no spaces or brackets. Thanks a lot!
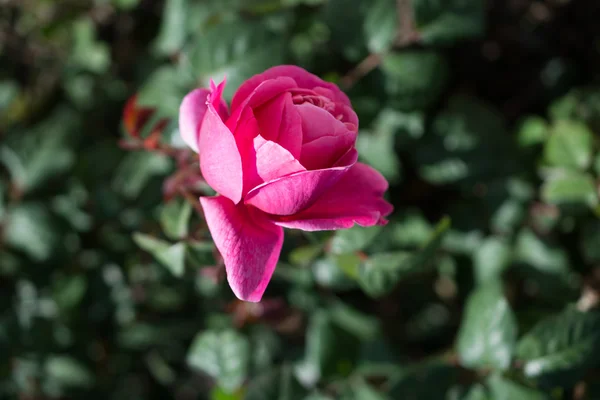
271,163,393,231
244,149,358,216
198,81,243,203
179,88,211,152
200,196,283,302
232,65,351,110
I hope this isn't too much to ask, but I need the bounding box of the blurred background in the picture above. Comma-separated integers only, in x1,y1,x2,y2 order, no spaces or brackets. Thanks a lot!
2,0,600,399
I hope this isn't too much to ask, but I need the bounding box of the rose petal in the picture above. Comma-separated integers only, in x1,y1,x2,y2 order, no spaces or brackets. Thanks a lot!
271,162,393,231
232,65,352,110
200,196,284,302
254,135,305,183
179,88,210,152
198,81,243,203
244,149,358,215
253,93,303,158
228,77,297,131
296,103,357,170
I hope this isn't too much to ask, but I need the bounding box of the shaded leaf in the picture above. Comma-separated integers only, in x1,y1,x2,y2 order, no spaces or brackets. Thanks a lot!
456,283,517,371
516,307,600,387
133,233,186,277
381,51,449,111
160,198,192,240
541,170,598,207
4,203,58,261
413,0,485,45
187,330,250,393
486,374,549,400
44,356,94,388
544,120,593,170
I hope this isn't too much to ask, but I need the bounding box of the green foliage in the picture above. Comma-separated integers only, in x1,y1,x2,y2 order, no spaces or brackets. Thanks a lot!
457,283,517,371
2,0,600,399
516,307,600,387
187,330,250,393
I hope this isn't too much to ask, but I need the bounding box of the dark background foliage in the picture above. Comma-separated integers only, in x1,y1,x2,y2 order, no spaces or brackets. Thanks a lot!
1,0,600,399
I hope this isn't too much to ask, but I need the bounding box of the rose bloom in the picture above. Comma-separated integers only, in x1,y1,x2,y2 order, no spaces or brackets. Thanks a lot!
179,65,392,302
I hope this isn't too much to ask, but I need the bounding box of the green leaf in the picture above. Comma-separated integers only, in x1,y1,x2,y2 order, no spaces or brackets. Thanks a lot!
69,19,110,73
356,109,404,183
357,251,414,297
0,80,19,111
0,181,5,220
474,237,512,284
364,0,397,53
137,66,193,117
381,51,449,111
4,203,58,261
186,20,284,99
581,220,600,263
413,0,485,45
515,229,569,276
187,330,250,393
154,0,189,55
415,96,515,188
249,326,281,371
390,211,434,247
289,244,323,267
456,283,517,371
312,257,356,290
159,199,192,240
327,301,381,341
330,225,383,254
245,365,307,400
1,107,78,193
320,0,368,62
517,116,549,148
295,310,360,387
544,120,593,170
112,0,140,10
345,381,390,400
112,152,172,199
388,360,458,399
358,217,450,297
541,170,598,207
44,356,94,388
516,306,600,386
53,275,87,311
133,233,186,277
486,374,549,400
458,384,491,400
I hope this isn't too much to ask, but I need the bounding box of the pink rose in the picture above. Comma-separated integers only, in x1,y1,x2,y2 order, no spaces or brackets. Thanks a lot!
179,65,393,302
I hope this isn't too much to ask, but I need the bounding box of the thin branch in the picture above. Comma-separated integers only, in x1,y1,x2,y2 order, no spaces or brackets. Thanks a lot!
179,188,205,219
339,0,420,90
339,53,382,89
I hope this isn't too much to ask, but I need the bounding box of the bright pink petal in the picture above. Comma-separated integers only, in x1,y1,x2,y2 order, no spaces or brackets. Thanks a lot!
253,93,303,158
232,65,351,110
296,103,351,143
198,81,243,203
227,77,297,131
254,135,305,182
200,196,283,302
179,88,210,153
271,163,393,231
232,106,261,195
296,103,357,170
244,149,358,215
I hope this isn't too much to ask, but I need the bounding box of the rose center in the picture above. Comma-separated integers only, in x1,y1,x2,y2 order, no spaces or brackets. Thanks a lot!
292,92,336,114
